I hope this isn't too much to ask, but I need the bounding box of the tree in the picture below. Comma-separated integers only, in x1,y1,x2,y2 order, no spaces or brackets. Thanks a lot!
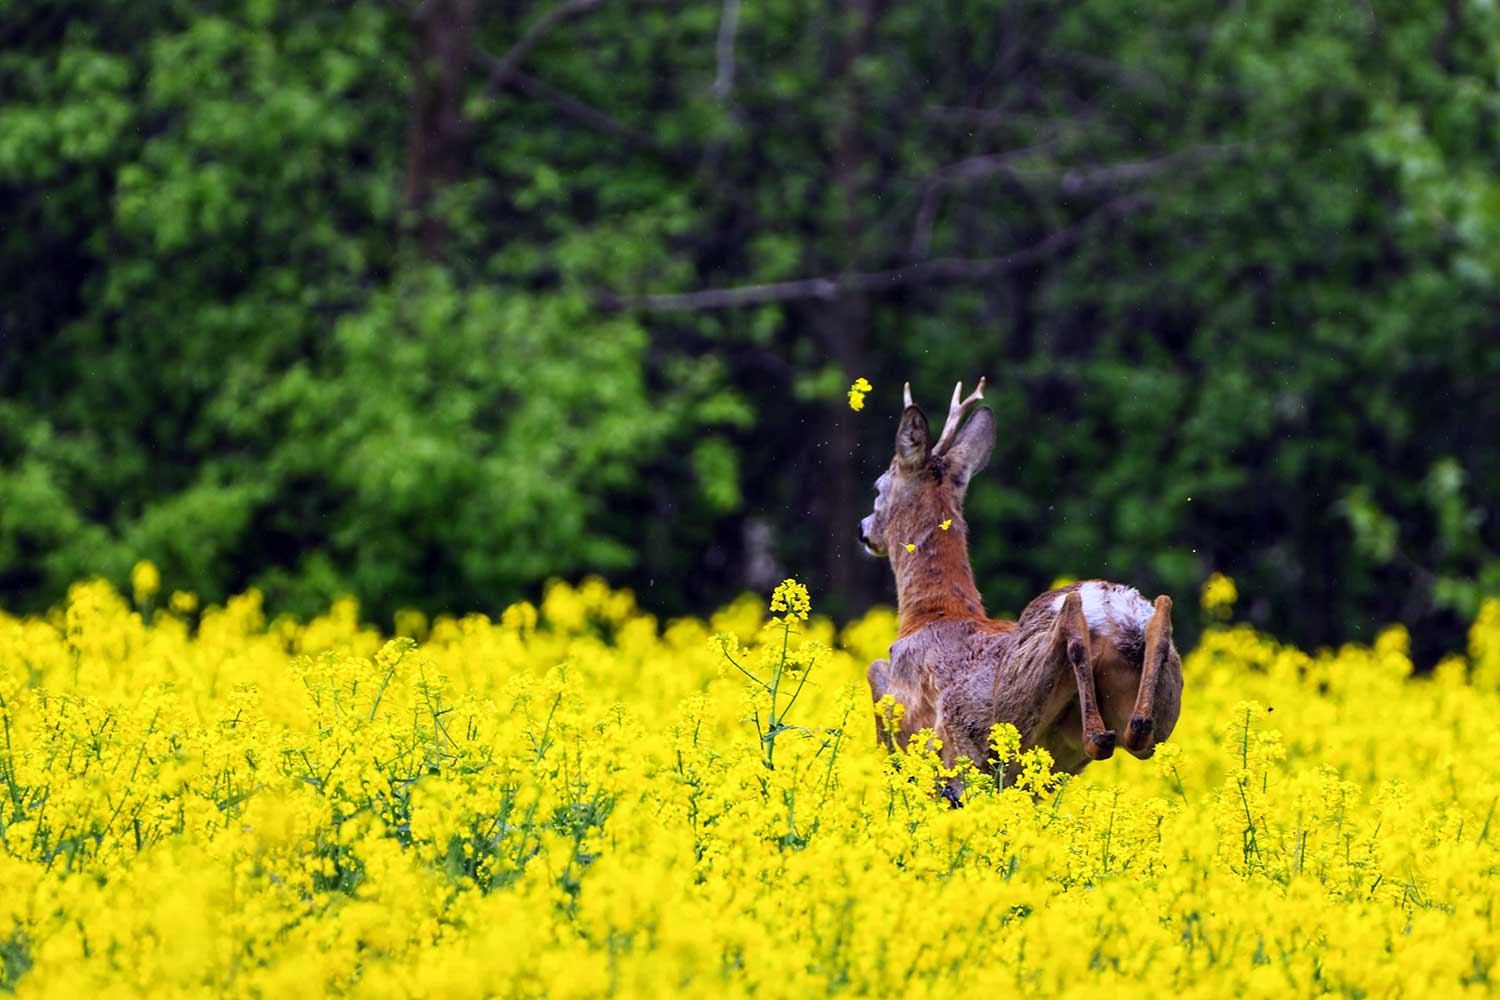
2,0,1497,661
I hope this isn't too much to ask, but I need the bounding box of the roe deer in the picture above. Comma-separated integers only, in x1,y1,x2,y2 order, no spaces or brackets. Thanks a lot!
859,378,1182,786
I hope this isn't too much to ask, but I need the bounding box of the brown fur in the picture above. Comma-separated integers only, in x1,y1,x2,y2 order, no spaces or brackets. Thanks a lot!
861,381,1183,789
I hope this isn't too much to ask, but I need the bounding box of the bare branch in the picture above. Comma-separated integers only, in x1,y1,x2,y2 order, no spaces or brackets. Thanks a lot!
1057,144,1243,195
503,69,682,160
911,146,1057,256
603,197,1146,312
712,0,741,102
485,0,603,88
608,275,842,311
910,141,1241,255
474,1,686,165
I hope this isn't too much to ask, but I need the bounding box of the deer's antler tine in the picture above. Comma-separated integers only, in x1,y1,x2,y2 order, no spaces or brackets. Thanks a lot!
933,376,987,454
903,382,914,409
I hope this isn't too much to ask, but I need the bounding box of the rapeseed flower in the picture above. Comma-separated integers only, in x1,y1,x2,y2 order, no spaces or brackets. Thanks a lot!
0,574,1496,996
847,377,872,411
1202,572,1238,617
130,559,160,605
768,578,810,621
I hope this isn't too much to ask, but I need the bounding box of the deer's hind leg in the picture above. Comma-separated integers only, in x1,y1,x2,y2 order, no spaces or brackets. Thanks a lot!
867,658,895,749
1054,591,1116,761
1123,595,1174,757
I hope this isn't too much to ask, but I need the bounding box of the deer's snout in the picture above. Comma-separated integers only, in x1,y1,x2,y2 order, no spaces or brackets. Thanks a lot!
858,515,882,556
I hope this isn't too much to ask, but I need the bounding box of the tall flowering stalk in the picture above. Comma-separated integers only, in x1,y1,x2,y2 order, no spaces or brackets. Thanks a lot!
715,578,822,771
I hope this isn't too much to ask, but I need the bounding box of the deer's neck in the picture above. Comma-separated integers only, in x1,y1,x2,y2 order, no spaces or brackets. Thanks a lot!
891,519,986,637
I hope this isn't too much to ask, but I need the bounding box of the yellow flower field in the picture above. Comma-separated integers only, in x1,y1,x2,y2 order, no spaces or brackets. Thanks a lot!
3,573,1500,998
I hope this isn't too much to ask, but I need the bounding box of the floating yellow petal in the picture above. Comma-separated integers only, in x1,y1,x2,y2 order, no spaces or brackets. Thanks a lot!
847,377,873,411
904,542,916,553
939,519,952,531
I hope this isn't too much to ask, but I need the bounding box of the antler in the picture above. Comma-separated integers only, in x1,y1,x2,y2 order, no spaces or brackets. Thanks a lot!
932,377,987,455
903,382,914,409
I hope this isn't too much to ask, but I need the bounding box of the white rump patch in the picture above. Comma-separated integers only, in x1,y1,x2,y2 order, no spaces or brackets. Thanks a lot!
1051,582,1154,633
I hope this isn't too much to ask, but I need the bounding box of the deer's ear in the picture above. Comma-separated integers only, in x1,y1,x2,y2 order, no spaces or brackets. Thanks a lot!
895,406,931,471
945,406,995,488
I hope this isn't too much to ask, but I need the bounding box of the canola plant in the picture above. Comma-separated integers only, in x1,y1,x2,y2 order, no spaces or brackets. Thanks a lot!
1,568,1499,997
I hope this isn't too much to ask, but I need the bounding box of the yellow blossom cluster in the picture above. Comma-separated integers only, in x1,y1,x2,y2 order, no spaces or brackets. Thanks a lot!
2,573,1500,997
767,578,811,621
1202,571,1239,618
847,377,872,411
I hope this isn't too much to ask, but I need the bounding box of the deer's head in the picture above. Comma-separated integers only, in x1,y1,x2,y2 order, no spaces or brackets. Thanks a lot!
859,379,996,558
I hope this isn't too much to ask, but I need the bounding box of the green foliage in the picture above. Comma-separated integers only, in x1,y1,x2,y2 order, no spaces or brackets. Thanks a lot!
0,1,740,622
2,1,1498,657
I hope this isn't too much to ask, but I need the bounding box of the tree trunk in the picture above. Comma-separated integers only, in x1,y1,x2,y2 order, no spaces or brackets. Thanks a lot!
404,0,477,258
818,0,882,614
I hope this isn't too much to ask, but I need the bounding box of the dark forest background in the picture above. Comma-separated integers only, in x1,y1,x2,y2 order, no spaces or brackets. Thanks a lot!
3,0,1499,662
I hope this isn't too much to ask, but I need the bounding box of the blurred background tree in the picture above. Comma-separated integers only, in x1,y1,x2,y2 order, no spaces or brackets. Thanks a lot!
2,0,1497,663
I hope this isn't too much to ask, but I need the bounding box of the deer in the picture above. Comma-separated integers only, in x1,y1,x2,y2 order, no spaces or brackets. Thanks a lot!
859,377,1182,791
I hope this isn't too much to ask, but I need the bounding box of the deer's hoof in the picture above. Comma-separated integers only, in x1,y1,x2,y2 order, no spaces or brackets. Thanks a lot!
1124,715,1154,754
1085,729,1116,761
